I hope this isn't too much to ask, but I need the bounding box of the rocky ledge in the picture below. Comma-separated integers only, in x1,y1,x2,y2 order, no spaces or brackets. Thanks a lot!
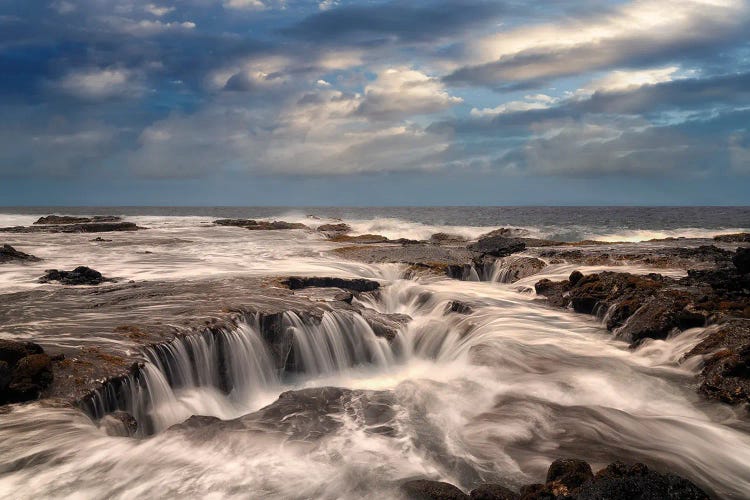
0,339,54,405
214,218,308,230
0,221,141,233
0,244,41,263
401,458,708,500
534,248,750,406
33,215,121,225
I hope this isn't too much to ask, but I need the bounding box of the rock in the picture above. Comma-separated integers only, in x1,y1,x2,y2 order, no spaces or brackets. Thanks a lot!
714,232,750,243
0,222,140,233
468,236,526,258
577,462,709,500
317,223,352,235
545,458,594,494
688,319,750,405
359,309,411,340
329,233,391,244
283,276,380,293
400,479,469,500
0,244,41,263
568,270,583,285
39,266,112,285
214,219,308,230
477,228,530,239
447,301,473,315
469,484,519,499
735,247,750,274
90,237,111,242
430,233,468,244
0,340,53,404
34,215,121,225
493,257,546,283
99,411,138,437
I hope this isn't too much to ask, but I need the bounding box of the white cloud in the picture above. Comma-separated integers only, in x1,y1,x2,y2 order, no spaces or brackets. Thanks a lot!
145,4,175,17
57,68,140,100
471,94,557,117
580,67,681,95
458,0,748,83
358,67,463,119
223,0,268,10
103,17,196,36
319,0,338,10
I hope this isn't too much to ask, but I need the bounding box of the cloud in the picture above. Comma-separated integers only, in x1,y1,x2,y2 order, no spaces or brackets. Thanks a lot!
446,0,749,87
56,68,142,100
357,67,462,119
145,4,175,17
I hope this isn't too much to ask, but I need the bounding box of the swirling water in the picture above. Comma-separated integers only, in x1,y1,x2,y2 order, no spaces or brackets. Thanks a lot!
0,209,749,499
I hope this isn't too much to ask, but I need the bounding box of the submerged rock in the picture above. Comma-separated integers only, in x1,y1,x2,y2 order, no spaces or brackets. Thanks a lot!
0,339,52,405
39,266,112,285
214,219,308,230
0,244,41,263
493,256,546,283
283,276,380,293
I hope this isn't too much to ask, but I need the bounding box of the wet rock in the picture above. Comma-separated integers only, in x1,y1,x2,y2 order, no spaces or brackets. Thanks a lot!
545,458,593,494
688,319,750,405
568,270,583,285
468,236,526,258
34,215,121,225
329,233,391,244
283,276,380,293
359,309,410,340
447,300,473,315
430,233,468,244
401,479,469,500
317,223,352,235
90,237,112,242
469,484,519,499
0,340,53,404
214,219,308,230
39,266,112,286
577,462,708,500
100,411,139,437
0,244,41,263
494,257,546,283
735,247,750,274
477,228,530,239
714,232,750,243
0,222,140,233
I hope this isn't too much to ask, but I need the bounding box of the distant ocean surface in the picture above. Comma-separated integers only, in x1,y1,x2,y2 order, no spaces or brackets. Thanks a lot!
1,206,749,242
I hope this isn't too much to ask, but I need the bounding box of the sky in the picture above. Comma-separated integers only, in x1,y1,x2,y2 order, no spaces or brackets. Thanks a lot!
1,0,749,206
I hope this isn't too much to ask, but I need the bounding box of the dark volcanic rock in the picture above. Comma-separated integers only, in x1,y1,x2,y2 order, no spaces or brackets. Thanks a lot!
494,257,546,283
214,218,308,230
34,215,121,225
0,339,52,405
359,309,410,340
329,233,392,244
469,484,519,500
317,223,352,235
0,222,140,233
283,276,380,293
735,247,750,274
430,233,468,244
714,232,750,243
545,458,594,494
577,462,708,500
0,244,41,263
39,266,112,285
688,319,750,405
401,479,469,500
468,236,526,258
447,300,473,315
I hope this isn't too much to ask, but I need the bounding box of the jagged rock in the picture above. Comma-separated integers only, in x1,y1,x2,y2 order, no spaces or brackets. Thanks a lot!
317,223,352,235
468,236,526,258
0,339,52,405
0,244,41,263
0,222,140,233
214,219,308,230
283,276,380,293
469,484,519,500
688,319,750,405
447,300,473,315
714,232,750,243
577,462,708,500
34,215,121,225
39,266,111,285
477,228,530,239
545,458,594,495
735,247,750,274
430,233,468,244
401,479,469,500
